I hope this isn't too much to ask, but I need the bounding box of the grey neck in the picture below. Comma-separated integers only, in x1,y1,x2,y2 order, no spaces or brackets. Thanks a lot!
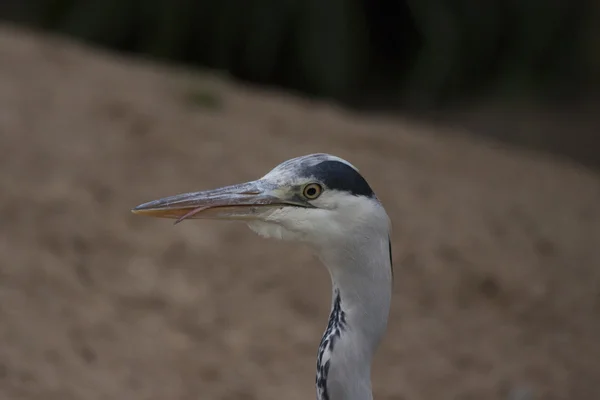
315,235,393,400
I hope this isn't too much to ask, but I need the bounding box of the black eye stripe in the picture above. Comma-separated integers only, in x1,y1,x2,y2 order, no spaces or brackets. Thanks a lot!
305,161,374,198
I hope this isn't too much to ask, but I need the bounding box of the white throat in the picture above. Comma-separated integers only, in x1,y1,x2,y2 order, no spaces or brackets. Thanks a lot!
247,194,393,400
315,230,392,400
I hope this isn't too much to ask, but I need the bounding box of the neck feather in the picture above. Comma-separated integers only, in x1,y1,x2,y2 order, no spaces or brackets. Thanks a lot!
315,233,392,400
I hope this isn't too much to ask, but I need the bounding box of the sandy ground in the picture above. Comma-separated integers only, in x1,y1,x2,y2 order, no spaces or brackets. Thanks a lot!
0,24,599,400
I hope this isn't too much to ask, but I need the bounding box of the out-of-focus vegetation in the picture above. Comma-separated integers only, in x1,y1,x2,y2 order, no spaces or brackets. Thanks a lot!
1,0,598,109
1,0,598,168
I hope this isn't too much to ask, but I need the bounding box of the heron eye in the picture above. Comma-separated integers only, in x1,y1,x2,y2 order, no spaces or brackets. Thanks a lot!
302,183,323,200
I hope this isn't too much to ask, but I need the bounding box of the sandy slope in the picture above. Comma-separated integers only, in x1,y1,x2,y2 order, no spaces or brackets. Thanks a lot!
0,24,599,400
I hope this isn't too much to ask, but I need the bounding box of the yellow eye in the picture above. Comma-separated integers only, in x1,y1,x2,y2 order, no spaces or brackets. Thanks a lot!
303,183,323,200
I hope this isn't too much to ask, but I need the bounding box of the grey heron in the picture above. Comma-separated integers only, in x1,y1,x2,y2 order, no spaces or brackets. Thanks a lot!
132,153,393,400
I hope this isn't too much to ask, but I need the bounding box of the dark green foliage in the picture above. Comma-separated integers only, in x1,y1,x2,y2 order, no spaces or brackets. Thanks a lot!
1,0,597,107
184,87,222,110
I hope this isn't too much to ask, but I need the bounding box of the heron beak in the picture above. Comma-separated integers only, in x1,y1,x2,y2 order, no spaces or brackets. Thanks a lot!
132,180,296,224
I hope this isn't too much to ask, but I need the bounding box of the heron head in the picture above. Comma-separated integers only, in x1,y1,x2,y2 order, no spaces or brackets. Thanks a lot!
132,154,390,248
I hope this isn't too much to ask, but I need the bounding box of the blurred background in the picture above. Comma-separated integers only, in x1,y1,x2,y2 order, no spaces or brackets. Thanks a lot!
0,1,599,399
2,0,600,167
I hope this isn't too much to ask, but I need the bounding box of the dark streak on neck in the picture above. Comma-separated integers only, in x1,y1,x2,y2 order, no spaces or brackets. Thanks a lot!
388,235,393,279
316,289,346,400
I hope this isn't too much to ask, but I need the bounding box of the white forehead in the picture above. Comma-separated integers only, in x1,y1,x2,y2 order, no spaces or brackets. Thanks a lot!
262,153,358,182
